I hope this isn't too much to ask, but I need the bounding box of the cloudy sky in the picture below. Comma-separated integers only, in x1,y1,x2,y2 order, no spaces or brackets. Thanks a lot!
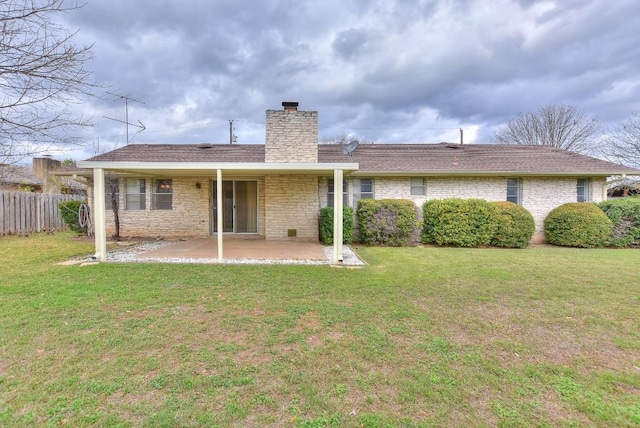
59,0,640,160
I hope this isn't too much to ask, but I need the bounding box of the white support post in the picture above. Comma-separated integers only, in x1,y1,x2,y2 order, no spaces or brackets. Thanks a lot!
216,169,223,262
93,168,107,262
333,169,344,264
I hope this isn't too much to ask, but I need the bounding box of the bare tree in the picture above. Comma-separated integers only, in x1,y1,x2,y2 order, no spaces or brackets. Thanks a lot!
494,104,600,154
321,132,375,145
0,0,98,165
604,112,640,168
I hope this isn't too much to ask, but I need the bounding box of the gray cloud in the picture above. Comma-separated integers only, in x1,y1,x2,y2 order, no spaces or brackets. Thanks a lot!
52,0,640,159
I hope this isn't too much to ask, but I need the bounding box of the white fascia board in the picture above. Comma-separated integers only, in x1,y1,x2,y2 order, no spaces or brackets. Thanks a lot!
76,161,360,174
349,170,623,177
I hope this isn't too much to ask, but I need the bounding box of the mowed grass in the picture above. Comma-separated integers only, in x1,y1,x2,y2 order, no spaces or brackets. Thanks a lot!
0,234,639,427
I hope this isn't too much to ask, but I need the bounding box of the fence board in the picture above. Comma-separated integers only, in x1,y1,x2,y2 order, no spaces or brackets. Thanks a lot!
0,191,83,236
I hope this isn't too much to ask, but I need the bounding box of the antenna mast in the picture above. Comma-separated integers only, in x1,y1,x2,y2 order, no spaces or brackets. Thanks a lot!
229,120,237,144
104,92,146,144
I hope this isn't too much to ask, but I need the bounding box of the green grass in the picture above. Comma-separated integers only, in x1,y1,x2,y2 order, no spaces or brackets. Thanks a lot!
1,233,639,427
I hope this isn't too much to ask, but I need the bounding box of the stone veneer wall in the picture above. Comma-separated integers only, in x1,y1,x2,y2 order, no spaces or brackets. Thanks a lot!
265,110,318,163
265,175,319,239
318,176,607,235
96,175,268,238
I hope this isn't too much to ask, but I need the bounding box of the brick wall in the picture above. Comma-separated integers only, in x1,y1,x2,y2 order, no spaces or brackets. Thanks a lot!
319,175,607,236
265,175,319,239
99,176,269,238
103,176,210,238
265,109,318,163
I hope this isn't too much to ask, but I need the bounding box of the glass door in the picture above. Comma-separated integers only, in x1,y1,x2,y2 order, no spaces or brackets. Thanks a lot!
211,180,258,234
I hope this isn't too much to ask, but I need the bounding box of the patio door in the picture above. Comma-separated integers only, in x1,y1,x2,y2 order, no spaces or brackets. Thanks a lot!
211,180,258,234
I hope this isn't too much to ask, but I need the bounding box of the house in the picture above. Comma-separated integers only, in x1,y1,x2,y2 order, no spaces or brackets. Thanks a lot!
77,102,640,263
0,157,86,195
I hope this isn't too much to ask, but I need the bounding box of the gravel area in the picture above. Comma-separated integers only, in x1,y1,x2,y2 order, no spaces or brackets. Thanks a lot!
100,240,365,266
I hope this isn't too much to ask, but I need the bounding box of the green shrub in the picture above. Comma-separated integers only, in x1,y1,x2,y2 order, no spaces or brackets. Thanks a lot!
422,198,499,247
598,197,640,247
491,201,536,248
318,207,354,245
544,203,612,248
357,199,419,246
58,200,86,234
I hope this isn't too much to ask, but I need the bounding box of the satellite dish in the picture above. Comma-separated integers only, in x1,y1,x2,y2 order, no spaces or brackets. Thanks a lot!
341,140,359,156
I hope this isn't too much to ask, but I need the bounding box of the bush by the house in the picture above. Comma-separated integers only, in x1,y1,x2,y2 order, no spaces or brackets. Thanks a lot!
598,197,640,247
490,201,536,248
318,207,354,245
422,198,499,247
58,200,86,234
357,199,419,246
544,203,612,248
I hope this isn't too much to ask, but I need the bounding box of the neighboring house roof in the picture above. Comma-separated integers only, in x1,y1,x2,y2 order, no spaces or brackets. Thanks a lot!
0,162,87,191
85,143,640,177
0,164,41,186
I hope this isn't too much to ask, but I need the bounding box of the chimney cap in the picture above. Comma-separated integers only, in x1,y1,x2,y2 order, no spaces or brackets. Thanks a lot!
282,101,299,111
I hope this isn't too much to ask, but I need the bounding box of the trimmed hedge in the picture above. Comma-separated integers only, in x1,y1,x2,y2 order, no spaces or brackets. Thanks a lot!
58,200,85,234
491,201,536,248
544,203,612,248
598,197,640,247
357,199,419,246
422,198,499,247
318,206,354,245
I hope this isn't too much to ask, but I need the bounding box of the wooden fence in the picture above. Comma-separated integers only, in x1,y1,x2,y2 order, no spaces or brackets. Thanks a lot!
0,191,84,236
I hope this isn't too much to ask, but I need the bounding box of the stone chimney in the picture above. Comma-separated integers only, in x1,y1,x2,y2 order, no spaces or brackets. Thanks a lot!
265,102,318,163
33,156,61,194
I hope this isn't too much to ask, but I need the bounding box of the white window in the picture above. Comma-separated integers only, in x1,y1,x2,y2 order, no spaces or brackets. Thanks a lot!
327,178,348,208
577,179,590,202
353,178,374,207
507,178,521,204
153,179,173,210
125,179,146,210
410,177,426,195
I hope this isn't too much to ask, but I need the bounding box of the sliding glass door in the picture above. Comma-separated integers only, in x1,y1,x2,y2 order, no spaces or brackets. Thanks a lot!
211,180,258,234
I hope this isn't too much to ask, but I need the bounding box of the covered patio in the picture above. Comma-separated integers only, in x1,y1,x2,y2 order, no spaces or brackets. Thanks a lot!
104,236,364,265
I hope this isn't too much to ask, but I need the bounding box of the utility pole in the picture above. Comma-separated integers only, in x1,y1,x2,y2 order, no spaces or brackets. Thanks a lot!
460,128,463,145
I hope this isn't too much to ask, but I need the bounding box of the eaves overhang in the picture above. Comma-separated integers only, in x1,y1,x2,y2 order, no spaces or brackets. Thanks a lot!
350,170,638,177
76,161,360,176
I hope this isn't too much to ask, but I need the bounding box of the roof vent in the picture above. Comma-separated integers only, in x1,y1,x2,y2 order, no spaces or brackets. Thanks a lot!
444,143,462,149
198,143,213,149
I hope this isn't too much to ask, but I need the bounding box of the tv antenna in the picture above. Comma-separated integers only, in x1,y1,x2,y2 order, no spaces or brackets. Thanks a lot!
104,92,146,144
341,140,359,156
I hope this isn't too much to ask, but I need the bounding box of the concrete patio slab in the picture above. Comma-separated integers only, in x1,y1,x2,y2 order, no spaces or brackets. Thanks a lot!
135,236,327,261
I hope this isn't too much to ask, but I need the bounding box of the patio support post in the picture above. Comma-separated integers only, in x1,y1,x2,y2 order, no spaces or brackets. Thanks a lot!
93,168,107,262
333,168,344,264
216,169,223,262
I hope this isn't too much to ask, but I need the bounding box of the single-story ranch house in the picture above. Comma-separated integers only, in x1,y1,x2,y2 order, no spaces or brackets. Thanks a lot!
77,102,640,263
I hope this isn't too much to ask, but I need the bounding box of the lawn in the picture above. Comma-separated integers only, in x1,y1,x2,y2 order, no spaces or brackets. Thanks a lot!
0,233,639,427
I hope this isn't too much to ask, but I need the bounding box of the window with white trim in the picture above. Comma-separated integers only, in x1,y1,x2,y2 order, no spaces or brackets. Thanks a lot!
506,178,521,204
353,178,374,208
577,178,590,202
125,178,146,210
327,178,348,208
152,179,173,210
410,177,426,195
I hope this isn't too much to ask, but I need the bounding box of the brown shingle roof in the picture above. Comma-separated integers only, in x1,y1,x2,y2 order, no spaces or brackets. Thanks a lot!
85,142,640,176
